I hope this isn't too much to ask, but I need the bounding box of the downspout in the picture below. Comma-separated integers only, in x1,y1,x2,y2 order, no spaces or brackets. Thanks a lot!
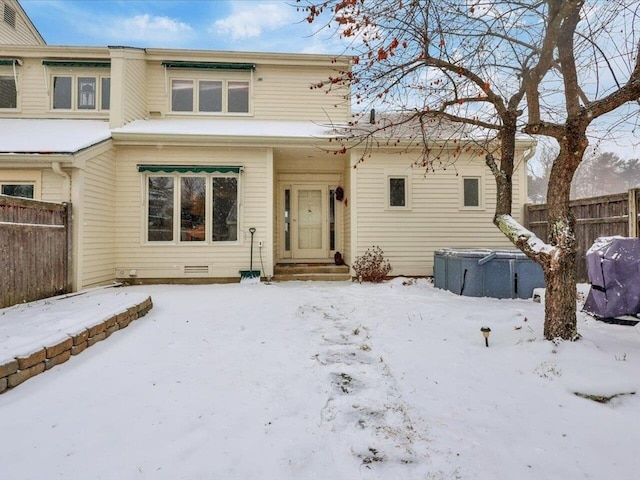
52,161,71,202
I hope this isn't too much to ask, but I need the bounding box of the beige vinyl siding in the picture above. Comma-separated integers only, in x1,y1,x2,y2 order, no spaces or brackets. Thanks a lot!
0,1,44,45
75,148,116,288
123,58,146,123
342,162,352,266
353,151,527,276
145,61,349,122
40,168,64,201
114,145,272,279
253,65,349,123
0,57,111,118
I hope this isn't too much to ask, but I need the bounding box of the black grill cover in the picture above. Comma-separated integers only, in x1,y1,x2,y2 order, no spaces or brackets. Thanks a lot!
583,237,640,318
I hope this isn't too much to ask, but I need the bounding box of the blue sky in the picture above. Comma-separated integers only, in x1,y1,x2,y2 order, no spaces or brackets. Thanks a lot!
20,0,340,53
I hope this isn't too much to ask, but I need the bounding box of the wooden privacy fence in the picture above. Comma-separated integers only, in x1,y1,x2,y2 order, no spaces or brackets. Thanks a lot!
525,189,640,282
0,196,72,308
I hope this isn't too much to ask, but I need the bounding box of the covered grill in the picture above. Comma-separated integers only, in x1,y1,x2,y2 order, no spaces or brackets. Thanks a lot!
583,237,640,319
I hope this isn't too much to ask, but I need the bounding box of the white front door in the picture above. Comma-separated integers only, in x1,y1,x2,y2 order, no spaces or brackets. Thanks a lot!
292,186,328,259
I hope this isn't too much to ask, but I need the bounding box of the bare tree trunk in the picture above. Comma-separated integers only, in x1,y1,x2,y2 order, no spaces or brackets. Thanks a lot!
541,141,584,340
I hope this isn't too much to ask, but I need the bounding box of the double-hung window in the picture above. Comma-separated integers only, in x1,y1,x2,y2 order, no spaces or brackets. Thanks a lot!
145,168,240,244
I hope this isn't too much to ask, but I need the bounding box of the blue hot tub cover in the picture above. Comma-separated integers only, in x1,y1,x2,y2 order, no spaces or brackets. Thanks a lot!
583,236,640,318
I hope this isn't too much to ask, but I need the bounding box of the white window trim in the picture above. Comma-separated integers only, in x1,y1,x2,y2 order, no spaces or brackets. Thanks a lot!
459,174,485,210
144,172,241,246
385,169,412,210
49,73,111,112
0,171,41,199
167,75,252,116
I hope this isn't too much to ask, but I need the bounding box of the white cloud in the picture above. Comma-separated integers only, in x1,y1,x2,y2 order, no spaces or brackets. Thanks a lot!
101,14,195,46
210,2,294,40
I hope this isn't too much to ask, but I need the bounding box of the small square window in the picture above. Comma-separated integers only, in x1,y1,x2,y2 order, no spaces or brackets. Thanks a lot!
463,177,480,207
389,177,406,207
0,76,17,108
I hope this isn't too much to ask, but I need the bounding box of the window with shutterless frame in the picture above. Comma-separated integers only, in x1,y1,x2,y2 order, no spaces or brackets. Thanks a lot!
141,166,241,244
461,176,483,209
385,170,411,209
163,61,254,115
44,61,111,112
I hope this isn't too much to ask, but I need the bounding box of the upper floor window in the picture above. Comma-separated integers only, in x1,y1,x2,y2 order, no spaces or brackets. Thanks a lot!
0,75,17,108
386,171,411,209
170,78,249,114
162,61,255,116
52,75,110,111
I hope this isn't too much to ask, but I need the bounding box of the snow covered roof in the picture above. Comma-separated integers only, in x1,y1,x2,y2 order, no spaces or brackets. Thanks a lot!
111,119,342,140
0,119,111,154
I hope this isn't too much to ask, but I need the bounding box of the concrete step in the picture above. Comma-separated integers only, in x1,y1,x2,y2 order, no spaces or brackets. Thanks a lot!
273,272,352,282
273,263,351,282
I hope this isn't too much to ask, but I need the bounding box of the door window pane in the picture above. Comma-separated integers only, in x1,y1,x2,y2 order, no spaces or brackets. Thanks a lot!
148,177,174,241
464,178,480,207
53,76,72,109
212,177,238,242
199,80,222,112
171,79,194,112
0,77,17,108
389,177,406,207
1,184,34,198
180,177,206,242
284,188,291,251
228,81,249,113
78,77,96,110
101,77,111,110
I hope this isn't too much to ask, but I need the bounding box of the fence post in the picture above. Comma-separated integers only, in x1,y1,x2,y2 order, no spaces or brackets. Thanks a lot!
629,189,639,238
64,202,73,293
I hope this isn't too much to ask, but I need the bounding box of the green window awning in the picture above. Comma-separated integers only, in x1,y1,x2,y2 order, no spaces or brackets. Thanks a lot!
0,59,22,66
42,60,111,68
137,165,242,174
161,61,255,71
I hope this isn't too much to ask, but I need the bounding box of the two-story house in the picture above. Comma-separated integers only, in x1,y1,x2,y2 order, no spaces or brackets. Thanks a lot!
0,0,532,290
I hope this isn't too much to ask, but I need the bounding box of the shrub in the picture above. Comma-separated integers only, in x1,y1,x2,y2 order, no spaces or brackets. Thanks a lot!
353,246,392,283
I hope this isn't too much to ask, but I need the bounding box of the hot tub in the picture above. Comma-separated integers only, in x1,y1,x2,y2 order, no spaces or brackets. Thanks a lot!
434,248,545,299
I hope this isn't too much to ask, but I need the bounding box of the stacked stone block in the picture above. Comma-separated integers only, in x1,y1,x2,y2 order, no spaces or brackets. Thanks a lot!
0,296,153,394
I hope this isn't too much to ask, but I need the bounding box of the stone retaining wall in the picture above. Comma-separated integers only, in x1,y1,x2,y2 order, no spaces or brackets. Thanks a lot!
0,296,153,394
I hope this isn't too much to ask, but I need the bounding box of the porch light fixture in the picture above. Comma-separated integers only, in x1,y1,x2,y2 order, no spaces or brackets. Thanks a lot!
481,327,491,347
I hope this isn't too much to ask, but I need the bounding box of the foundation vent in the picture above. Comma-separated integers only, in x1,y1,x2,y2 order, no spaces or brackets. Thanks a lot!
184,265,209,275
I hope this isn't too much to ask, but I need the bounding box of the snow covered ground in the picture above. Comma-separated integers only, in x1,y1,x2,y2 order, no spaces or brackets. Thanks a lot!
1,279,639,480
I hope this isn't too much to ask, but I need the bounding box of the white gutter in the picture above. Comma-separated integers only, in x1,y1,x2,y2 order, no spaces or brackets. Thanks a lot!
52,161,71,202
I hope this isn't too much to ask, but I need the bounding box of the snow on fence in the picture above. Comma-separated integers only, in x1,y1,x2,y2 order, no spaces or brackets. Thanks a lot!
0,196,72,308
525,188,640,282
